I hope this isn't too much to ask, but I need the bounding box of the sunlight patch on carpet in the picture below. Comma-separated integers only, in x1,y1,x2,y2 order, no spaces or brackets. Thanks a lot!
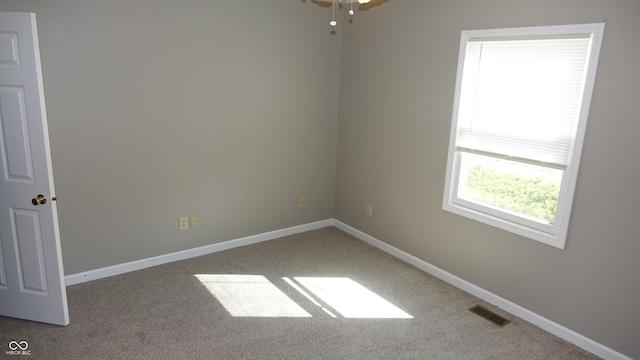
195,274,412,319
195,274,311,317
282,277,338,318
294,277,413,319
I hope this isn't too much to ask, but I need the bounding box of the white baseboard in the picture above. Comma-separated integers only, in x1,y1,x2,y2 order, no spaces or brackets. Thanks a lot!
64,219,333,286
332,219,632,360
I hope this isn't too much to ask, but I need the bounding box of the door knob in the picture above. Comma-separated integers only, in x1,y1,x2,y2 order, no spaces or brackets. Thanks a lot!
31,194,47,206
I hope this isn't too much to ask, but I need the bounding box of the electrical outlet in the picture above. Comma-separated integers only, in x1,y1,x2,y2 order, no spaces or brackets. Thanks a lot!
179,217,189,230
365,204,373,217
299,196,306,208
190,215,198,228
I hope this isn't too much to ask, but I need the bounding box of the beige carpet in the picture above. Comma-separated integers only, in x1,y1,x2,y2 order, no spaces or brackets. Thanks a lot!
0,227,601,359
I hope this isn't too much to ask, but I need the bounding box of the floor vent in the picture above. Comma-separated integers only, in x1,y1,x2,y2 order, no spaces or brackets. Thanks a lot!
469,305,511,327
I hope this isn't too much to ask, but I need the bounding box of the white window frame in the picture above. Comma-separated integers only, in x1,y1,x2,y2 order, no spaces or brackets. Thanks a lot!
442,23,605,249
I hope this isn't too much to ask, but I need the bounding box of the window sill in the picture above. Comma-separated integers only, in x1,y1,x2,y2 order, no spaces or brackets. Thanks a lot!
443,201,566,249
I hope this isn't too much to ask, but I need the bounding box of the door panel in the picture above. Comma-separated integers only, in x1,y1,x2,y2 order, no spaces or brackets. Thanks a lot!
12,208,48,294
0,85,35,182
0,240,6,289
0,31,21,67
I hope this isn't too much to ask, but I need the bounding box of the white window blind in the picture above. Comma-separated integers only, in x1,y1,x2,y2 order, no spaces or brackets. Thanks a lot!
455,37,591,169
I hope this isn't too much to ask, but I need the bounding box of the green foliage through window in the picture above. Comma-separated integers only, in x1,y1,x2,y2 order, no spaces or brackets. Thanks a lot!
465,164,560,224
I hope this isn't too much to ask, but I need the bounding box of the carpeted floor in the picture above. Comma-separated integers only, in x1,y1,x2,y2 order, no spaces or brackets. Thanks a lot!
0,227,601,359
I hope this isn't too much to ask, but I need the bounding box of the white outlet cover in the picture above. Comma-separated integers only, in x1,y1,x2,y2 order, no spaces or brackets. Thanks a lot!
179,217,189,230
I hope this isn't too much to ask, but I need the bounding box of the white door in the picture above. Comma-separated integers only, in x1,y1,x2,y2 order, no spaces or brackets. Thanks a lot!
0,12,69,326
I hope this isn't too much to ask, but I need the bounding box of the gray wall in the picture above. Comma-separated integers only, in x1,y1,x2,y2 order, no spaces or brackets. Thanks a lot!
0,0,342,274
335,0,639,358
0,0,637,358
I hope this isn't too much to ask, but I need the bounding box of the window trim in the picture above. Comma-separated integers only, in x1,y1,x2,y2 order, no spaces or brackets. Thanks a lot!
442,23,605,249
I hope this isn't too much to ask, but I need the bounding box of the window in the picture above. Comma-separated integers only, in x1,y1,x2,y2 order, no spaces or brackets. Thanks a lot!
443,23,605,249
